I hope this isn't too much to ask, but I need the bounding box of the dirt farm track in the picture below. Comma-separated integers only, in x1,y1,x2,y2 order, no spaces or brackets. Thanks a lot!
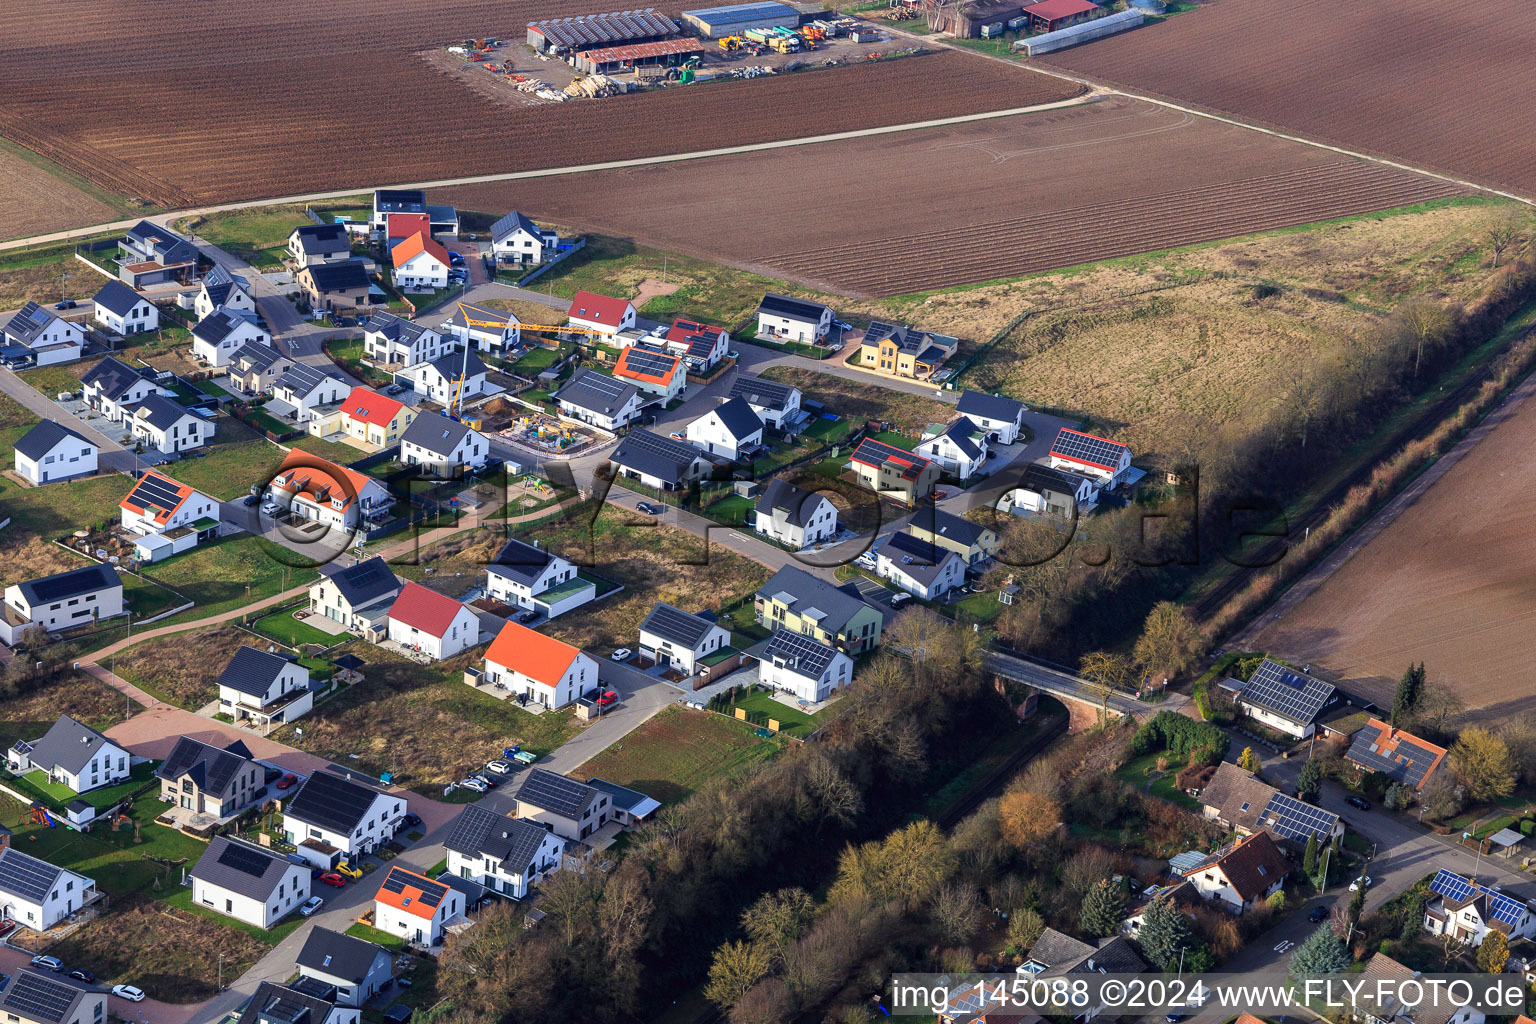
0,0,1081,209
1042,0,1536,196
445,97,1466,296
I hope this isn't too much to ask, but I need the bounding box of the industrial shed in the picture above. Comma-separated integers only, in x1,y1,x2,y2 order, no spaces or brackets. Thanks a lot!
527,9,680,53
1014,6,1140,53
1024,0,1102,32
680,1,801,38
574,37,707,72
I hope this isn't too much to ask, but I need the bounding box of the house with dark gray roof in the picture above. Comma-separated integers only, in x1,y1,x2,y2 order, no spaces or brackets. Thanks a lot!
363,311,447,367
754,565,884,654
289,223,353,266
512,769,612,841
91,280,158,335
310,555,402,632
13,420,97,486
282,770,406,867
756,293,833,345
1235,657,1339,739
236,980,352,1024
5,714,130,796
190,836,311,928
0,968,106,1024
1001,460,1101,519
216,645,314,729
874,530,966,601
127,393,212,454
270,362,349,421
296,926,395,1007
0,848,98,933
228,340,293,394
156,736,263,822
81,355,167,421
443,803,564,899
191,307,268,367
554,369,643,432
297,258,371,311
0,564,124,646
685,396,763,461
753,478,838,550
608,428,706,491
904,507,998,567
401,414,488,480
483,537,592,619
955,391,1028,444
585,779,661,826
490,211,558,265
759,627,851,704
915,416,990,479
729,373,803,429
196,263,255,319
1,302,85,367
859,321,958,380
638,602,729,674
1022,927,1147,1019
401,349,488,405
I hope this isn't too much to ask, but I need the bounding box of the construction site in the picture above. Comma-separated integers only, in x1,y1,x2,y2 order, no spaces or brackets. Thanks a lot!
479,397,610,457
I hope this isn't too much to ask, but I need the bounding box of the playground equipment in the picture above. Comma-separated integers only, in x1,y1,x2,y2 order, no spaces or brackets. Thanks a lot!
112,811,132,831
29,805,56,828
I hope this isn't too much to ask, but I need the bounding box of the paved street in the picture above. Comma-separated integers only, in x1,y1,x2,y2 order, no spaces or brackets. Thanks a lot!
0,366,141,473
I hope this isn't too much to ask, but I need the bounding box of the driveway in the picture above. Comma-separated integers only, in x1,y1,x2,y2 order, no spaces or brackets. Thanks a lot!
0,367,140,474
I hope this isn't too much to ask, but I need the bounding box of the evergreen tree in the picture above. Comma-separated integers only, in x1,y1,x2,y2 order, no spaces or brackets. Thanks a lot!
1298,758,1324,804
1136,896,1196,971
1393,662,1426,725
1080,879,1126,939
1384,783,1410,812
1290,924,1351,977
1303,832,1319,878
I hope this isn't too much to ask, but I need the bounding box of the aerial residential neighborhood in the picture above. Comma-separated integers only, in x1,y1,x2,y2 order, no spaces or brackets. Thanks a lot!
0,4,1533,1023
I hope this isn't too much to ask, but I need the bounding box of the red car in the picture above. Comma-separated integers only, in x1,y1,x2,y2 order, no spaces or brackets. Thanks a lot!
318,872,346,888
595,690,620,707
276,774,299,790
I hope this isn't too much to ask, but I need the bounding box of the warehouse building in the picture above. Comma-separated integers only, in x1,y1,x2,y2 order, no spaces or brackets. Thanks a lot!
929,0,1033,38
1025,0,1102,32
527,9,680,53
574,37,707,72
681,1,801,38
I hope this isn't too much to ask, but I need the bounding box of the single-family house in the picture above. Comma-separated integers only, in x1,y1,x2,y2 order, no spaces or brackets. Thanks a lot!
915,416,989,479
5,715,130,795
484,537,593,619
1121,880,1199,940
481,621,598,708
313,385,415,449
1196,761,1342,846
1048,427,1133,487
400,350,488,405
753,478,838,549
0,969,107,1024
759,627,852,703
119,469,219,536
283,770,406,868
400,415,488,479
1423,868,1536,946
756,293,832,345
1235,657,1339,740
238,982,357,1024
372,189,427,229
849,437,940,506
155,736,264,821
1177,831,1290,913
608,428,707,492
268,449,394,532
391,232,450,291
874,531,966,600
288,223,353,266
442,302,520,353
80,355,168,421
585,779,661,828
120,220,198,286
310,556,402,633
663,317,729,372
613,344,686,401
754,565,884,654
386,582,480,661
0,849,97,934
128,394,214,454
1019,929,1147,1021
1000,461,1100,519
373,866,464,949
554,369,643,432
1351,952,1486,1024
385,212,430,248
270,363,350,422
362,312,448,368
295,927,396,1008
190,836,311,929
513,769,612,841
566,290,635,336
217,645,314,728
195,265,255,320
13,421,97,485
955,391,1028,444
858,321,958,380
904,508,998,568
1,303,84,366
227,341,293,395
191,308,269,366
730,374,803,431
0,565,123,646
638,602,729,674
489,211,558,265
685,397,763,460
297,259,371,311
91,280,158,335
1346,719,1448,793
444,803,564,900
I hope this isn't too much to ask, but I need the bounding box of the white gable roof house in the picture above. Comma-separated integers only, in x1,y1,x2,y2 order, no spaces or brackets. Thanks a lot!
400,414,489,479
400,350,489,405
296,926,397,1008
5,714,131,796
80,355,169,421
386,582,481,661
489,211,558,265
13,420,98,485
1422,868,1536,946
1048,427,1134,487
754,478,838,550
128,394,214,454
310,556,402,634
444,803,564,900
189,836,311,929
216,645,314,730
282,769,406,867
484,537,593,620
289,223,353,266
443,302,521,352
875,531,966,601
759,627,851,703
192,307,269,367
482,620,598,709
999,462,1100,520
729,374,804,431
638,602,729,674
755,293,832,345
955,391,1028,444
915,416,990,480
119,468,220,536
0,848,99,933
2,302,85,366
363,311,448,369
685,396,764,461
554,369,643,432
195,264,255,320
270,363,349,421
0,565,124,646
91,280,159,335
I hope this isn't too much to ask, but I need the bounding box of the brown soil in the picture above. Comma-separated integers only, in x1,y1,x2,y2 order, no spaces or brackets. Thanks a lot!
0,673,127,752
0,147,118,241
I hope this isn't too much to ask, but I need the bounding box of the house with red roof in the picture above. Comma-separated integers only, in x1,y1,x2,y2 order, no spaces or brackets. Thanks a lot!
390,232,451,292
385,213,431,248
372,865,465,949
567,290,636,337
849,437,940,506
119,469,220,537
1047,427,1133,487
1026,0,1102,31
267,450,394,532
310,386,416,451
386,582,481,661
662,317,730,372
481,620,598,709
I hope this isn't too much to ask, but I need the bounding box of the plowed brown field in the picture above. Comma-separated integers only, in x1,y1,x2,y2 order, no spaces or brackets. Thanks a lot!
1040,0,1536,196
0,0,1081,209
443,97,1465,296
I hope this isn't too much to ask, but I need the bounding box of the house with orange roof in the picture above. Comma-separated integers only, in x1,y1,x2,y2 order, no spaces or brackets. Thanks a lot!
385,582,481,661
372,865,465,949
266,450,393,532
309,385,416,451
390,231,450,292
119,469,220,537
612,344,685,401
567,290,635,336
1345,719,1448,793
481,620,598,709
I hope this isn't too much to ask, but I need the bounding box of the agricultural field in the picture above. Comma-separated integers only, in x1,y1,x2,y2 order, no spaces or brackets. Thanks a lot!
573,706,786,804
444,96,1465,297
1040,0,1536,196
1247,376,1536,723
0,142,121,240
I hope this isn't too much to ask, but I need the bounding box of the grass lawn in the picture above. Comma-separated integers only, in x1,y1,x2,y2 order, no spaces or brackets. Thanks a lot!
288,433,368,466
16,363,90,399
176,205,313,269
721,687,829,739
325,336,393,387
11,761,156,811
140,534,299,623
0,471,133,550
572,706,786,804
347,921,409,952
760,365,953,434
163,439,286,499
1113,750,1202,811
699,491,755,527
943,588,1003,625
252,604,347,648
0,791,206,896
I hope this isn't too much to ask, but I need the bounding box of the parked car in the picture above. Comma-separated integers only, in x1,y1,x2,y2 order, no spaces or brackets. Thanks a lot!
276,773,299,790
67,969,95,984
30,956,63,972
449,252,465,266
300,896,325,917
831,318,852,331
1349,876,1373,892
856,551,877,570
634,502,662,515
458,777,488,794
668,431,686,441
318,872,347,888
595,690,620,707
55,299,77,310
516,610,538,624
610,648,632,662
1346,796,1371,811
889,592,913,607
402,812,423,828
335,861,363,880
1308,904,1329,922
385,384,407,395
486,759,513,775
260,501,282,519
242,494,259,507
112,985,146,1002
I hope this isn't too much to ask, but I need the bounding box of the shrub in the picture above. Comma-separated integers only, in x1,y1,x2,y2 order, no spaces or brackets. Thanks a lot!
1132,711,1230,763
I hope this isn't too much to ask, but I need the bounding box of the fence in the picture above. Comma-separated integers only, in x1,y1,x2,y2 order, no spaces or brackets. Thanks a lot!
512,238,588,288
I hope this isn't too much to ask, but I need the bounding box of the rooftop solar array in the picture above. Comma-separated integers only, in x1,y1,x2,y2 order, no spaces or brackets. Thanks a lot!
1346,723,1443,788
0,848,64,903
529,8,677,49
1241,658,1335,725
641,603,714,648
764,627,838,677
730,374,796,411
1050,428,1129,470
556,370,636,414
286,771,382,834
1429,869,1528,927
618,346,680,379
219,838,278,878
18,563,120,605
1258,792,1338,844
613,428,701,468
852,438,931,480
0,971,81,1024
518,769,596,819
382,867,445,908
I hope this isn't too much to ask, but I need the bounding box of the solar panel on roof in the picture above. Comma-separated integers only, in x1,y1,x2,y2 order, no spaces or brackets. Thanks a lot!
1259,792,1336,843
383,868,444,908
217,840,276,878
765,628,837,676
23,565,115,604
519,770,594,819
642,604,712,648
4,971,79,1023
619,347,679,377
1051,428,1128,470
0,849,63,903
123,471,185,513
1241,658,1333,724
